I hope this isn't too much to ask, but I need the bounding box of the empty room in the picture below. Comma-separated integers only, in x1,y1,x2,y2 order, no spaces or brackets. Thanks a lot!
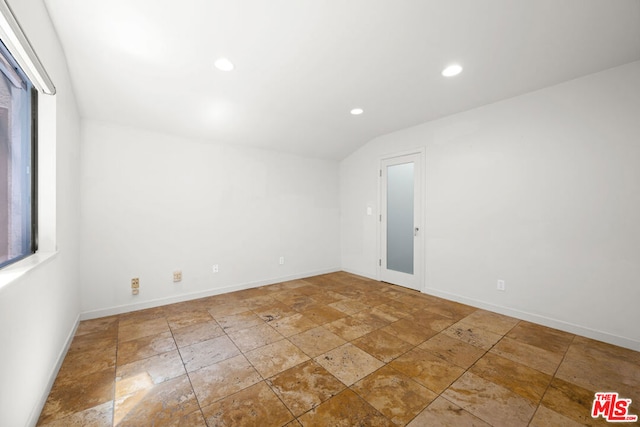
1,0,639,426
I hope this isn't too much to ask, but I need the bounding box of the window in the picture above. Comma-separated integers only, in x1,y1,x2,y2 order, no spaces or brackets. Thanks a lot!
0,40,36,268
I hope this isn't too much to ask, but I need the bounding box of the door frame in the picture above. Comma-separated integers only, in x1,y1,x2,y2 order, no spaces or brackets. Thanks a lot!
378,148,425,292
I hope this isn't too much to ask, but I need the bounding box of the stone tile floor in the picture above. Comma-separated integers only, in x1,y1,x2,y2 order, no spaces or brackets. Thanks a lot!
37,272,640,426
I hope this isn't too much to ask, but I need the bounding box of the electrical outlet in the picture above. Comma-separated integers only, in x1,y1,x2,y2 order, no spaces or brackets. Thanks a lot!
173,271,182,282
131,277,139,289
212,264,219,273
497,280,506,291
279,256,285,265
132,288,139,295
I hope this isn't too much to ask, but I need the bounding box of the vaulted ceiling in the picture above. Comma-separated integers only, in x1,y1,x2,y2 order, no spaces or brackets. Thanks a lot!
44,0,640,159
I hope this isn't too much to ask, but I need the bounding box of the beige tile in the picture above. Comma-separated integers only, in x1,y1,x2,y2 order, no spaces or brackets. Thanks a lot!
166,309,214,329
37,400,113,427
75,316,119,337
208,302,251,318
171,320,225,348
442,372,537,427
324,316,378,341
245,339,310,378
470,352,552,403
118,317,170,343
179,335,240,372
490,336,564,375
289,326,346,358
442,321,504,350
201,381,294,427
506,321,574,354
328,298,371,315
227,323,284,352
407,396,491,427
270,313,318,337
297,389,391,427
56,346,116,382
419,333,486,369
422,300,477,320
267,360,345,417
114,374,198,426
529,405,585,427
215,311,263,333
382,318,438,345
188,354,262,407
252,301,298,323
540,378,604,426
458,309,520,335
352,329,413,363
115,350,185,398
352,365,436,425
303,304,348,325
116,331,176,365
38,367,114,425
407,310,455,332
389,347,465,393
314,343,384,386
68,328,117,354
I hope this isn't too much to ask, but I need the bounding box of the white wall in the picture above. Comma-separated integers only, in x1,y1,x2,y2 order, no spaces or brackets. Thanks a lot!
0,1,82,426
341,61,640,351
79,121,340,316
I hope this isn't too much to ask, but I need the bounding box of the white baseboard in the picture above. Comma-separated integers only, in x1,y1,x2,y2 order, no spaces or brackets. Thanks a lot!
27,313,80,427
80,267,341,321
422,286,640,352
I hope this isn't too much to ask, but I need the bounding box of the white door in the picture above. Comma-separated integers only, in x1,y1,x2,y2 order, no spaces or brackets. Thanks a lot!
380,153,423,291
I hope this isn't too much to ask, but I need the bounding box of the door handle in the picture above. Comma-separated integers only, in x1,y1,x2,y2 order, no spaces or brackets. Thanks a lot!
414,227,419,236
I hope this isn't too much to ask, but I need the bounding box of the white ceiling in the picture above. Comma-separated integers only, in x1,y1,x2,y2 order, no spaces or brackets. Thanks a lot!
44,0,640,160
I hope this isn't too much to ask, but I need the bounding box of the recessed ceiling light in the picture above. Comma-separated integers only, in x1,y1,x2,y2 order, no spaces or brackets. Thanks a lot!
214,57,234,71
350,108,364,115
442,64,463,77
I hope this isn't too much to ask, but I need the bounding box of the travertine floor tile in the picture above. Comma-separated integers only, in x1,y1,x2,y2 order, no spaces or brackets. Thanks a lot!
314,343,384,386
408,309,456,332
389,347,465,393
227,323,284,352
352,365,437,425
37,400,113,427
297,389,392,427
188,354,262,407
328,298,370,315
442,321,504,350
271,313,318,337
252,301,298,323
266,360,345,417
114,374,198,426
245,339,309,378
116,331,176,365
74,316,119,337
506,321,574,354
540,378,604,426
166,309,214,329
442,372,537,427
201,381,294,427
407,396,491,427
419,333,486,369
171,320,225,348
490,336,564,375
214,311,263,333
324,316,377,341
469,352,552,403
303,304,348,325
118,317,170,342
458,310,520,335
115,350,185,398
38,368,115,425
529,405,584,427
179,335,240,372
382,318,438,345
352,329,413,363
289,326,346,358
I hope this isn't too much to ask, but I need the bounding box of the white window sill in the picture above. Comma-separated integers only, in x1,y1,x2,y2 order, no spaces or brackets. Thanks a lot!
0,251,58,291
